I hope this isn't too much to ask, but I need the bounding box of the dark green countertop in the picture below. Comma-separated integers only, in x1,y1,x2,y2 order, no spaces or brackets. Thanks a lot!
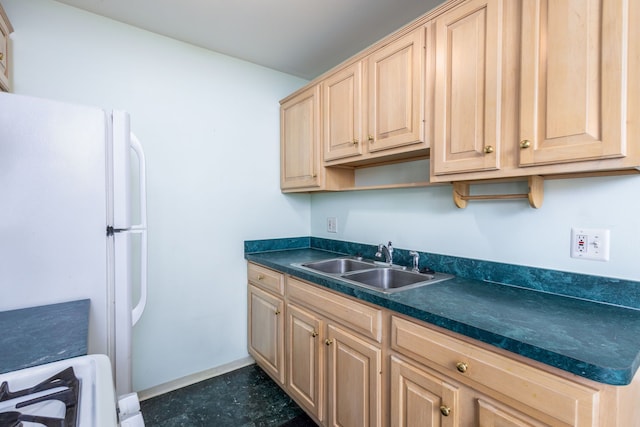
0,299,90,373
246,248,640,386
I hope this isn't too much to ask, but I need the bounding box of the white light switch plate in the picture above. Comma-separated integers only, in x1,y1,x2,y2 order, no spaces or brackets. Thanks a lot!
570,228,610,261
327,217,337,233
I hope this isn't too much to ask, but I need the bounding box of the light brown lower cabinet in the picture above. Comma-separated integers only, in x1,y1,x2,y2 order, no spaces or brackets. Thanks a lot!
286,277,383,427
247,284,284,384
390,354,550,427
247,262,640,427
286,303,324,421
390,315,640,427
247,263,286,384
390,354,465,427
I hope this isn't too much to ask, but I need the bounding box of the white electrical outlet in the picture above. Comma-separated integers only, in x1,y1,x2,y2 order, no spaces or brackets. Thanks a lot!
570,228,610,261
327,217,338,233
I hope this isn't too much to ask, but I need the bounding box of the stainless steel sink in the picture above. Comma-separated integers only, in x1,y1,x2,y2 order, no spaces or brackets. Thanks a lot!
293,257,453,293
300,258,375,274
344,268,429,289
342,268,452,293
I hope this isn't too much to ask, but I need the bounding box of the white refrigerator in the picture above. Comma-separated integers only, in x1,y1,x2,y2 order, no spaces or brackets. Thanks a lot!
0,92,148,396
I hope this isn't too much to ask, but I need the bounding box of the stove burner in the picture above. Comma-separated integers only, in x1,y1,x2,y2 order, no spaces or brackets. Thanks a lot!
0,367,79,427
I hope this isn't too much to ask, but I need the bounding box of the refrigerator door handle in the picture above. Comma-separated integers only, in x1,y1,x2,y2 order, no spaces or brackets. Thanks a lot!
129,133,147,326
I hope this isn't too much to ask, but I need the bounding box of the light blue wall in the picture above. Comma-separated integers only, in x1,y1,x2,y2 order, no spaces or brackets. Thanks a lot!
3,0,310,391
310,167,640,281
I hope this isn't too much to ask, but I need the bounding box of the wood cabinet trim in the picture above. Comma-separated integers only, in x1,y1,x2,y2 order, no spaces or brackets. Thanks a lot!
247,263,285,295
287,276,383,343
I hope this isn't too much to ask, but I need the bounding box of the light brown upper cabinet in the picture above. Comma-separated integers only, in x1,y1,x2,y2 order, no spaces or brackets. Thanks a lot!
280,85,323,190
323,62,364,162
281,0,640,190
518,0,627,167
280,84,354,192
431,0,640,182
323,28,430,166
432,0,504,176
0,2,13,92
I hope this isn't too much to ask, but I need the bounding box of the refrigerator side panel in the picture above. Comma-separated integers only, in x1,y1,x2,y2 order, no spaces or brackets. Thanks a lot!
0,93,112,360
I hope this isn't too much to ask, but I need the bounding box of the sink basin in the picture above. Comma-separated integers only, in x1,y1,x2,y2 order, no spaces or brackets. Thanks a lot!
301,258,374,274
343,268,453,292
344,268,429,289
294,257,453,293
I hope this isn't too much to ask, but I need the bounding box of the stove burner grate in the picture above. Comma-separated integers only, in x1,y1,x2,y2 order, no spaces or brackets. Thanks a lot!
0,367,79,427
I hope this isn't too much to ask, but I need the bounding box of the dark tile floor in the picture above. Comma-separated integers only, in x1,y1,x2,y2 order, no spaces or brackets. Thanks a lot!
140,364,318,427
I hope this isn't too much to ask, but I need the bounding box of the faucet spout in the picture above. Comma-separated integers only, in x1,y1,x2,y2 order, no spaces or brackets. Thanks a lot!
375,241,393,264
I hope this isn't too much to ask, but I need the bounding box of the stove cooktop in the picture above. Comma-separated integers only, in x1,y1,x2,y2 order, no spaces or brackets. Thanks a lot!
0,355,117,427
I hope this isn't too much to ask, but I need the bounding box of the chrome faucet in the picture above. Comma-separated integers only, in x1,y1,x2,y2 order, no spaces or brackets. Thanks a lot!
376,241,393,264
409,251,420,272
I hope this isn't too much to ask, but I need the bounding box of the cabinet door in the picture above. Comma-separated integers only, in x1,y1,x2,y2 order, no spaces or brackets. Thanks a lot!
390,356,460,427
519,0,627,166
287,304,324,422
367,28,425,153
248,285,284,383
0,4,10,92
323,62,364,161
280,85,322,190
432,0,504,175
326,324,382,427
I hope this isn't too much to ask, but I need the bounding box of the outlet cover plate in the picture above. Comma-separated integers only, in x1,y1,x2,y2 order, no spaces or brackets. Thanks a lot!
571,228,610,261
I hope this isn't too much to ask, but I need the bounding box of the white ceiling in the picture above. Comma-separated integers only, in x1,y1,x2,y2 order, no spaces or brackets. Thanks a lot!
53,0,444,80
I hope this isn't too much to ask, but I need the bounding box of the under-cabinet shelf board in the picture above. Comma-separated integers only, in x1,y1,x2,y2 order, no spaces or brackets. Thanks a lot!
329,181,447,192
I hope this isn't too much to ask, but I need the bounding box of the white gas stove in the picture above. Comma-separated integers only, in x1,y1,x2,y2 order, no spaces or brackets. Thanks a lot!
0,355,142,426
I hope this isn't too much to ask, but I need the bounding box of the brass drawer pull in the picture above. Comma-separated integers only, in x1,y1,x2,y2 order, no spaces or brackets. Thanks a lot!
439,405,451,416
257,274,264,280
311,331,318,337
325,338,334,346
456,362,468,373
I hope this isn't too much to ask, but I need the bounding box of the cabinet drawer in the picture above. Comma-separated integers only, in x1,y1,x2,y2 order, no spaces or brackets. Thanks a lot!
247,263,284,296
391,316,600,426
287,277,382,343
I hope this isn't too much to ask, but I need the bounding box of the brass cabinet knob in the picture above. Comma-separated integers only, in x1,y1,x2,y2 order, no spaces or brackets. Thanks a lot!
325,338,334,346
274,309,281,315
368,135,374,142
439,405,451,416
456,362,468,373
257,274,264,280
0,52,3,61
484,145,494,154
311,331,318,337
520,139,531,149
352,138,359,145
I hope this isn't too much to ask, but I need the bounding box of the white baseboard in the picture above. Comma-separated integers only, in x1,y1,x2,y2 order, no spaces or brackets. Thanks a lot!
137,356,255,401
